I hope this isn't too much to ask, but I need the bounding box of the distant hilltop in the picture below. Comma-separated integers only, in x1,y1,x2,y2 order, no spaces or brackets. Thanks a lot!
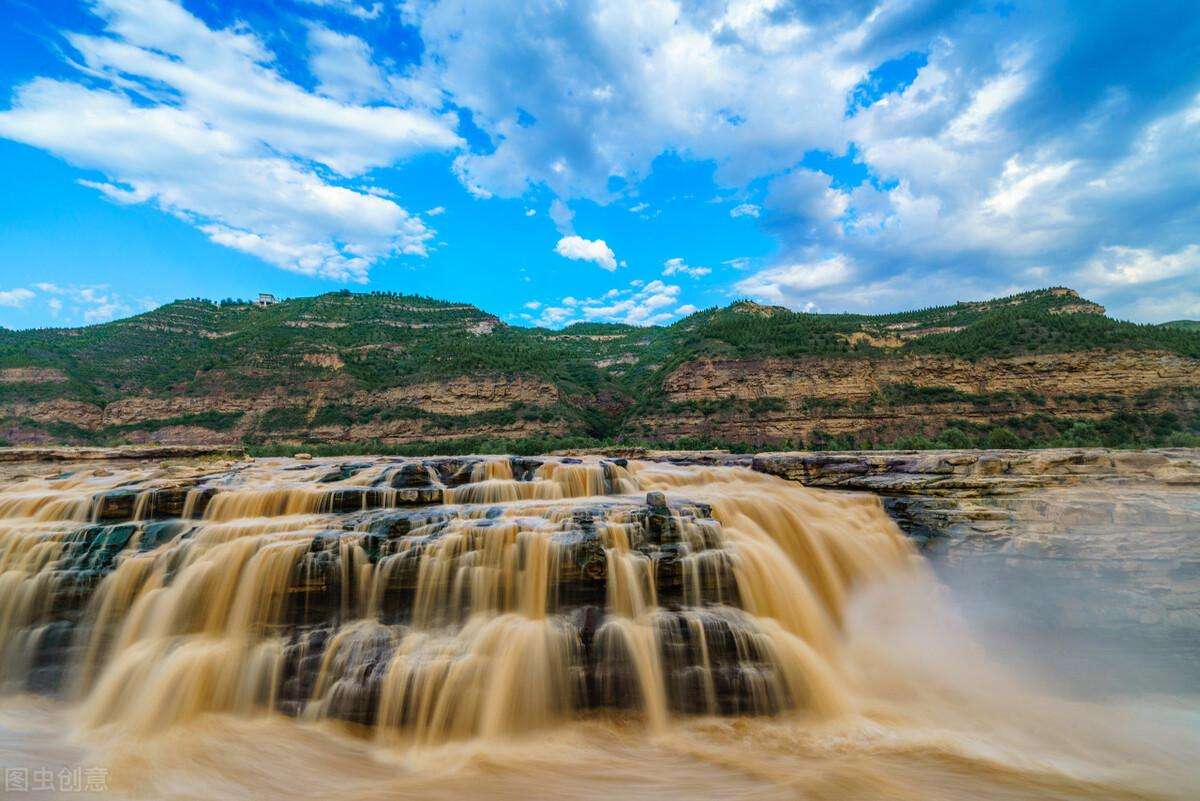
1,287,1197,453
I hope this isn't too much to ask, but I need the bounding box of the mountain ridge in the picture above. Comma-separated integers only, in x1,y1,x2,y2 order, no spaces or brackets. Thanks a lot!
2,287,1198,452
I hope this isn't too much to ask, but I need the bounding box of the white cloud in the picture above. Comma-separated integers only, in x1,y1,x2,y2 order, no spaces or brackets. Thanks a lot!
1118,290,1200,323
523,300,542,309
1079,245,1200,288
407,0,857,200
425,206,446,217
299,0,382,20
524,208,537,217
734,255,855,306
31,283,135,323
533,279,687,327
661,257,711,278
983,158,1077,217
0,288,34,308
549,199,575,235
391,2,1200,320
3,0,1196,322
307,25,388,104
534,305,574,326
0,0,460,282
554,235,618,271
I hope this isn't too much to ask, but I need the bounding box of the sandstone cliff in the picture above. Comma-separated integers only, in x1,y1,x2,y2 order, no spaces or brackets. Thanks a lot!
628,349,1200,444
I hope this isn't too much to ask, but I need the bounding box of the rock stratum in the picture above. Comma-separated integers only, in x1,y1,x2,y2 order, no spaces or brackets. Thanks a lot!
1,287,1198,450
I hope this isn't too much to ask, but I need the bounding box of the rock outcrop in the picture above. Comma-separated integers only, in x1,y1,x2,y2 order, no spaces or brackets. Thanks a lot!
632,350,1200,443
634,446,1200,539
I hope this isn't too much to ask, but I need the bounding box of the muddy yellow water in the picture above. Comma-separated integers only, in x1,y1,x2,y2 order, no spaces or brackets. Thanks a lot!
0,457,1195,799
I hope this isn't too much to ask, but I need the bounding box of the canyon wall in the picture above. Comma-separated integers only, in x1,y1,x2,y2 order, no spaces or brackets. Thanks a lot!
625,349,1200,444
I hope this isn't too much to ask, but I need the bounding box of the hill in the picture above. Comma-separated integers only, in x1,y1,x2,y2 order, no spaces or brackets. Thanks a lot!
2,287,1198,452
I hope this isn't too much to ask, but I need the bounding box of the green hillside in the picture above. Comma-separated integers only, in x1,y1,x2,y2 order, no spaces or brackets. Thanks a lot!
2,287,1198,451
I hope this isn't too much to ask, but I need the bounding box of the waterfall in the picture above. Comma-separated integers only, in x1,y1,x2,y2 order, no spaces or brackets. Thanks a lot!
0,455,913,741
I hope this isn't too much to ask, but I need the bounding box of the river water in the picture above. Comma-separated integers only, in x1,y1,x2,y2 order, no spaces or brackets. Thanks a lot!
0,457,1195,800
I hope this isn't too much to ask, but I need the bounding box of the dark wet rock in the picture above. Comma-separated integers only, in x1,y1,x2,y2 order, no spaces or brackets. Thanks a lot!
93,489,138,522
510,456,546,480
318,462,372,483
385,462,436,489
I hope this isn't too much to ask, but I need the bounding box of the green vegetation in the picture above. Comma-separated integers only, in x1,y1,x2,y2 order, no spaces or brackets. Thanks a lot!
3,287,1199,450
805,409,1200,451
238,408,1200,457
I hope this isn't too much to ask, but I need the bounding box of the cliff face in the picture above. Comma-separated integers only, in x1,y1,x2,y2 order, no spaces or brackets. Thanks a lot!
1,373,566,446
631,349,1200,443
660,350,1199,402
1,287,1198,449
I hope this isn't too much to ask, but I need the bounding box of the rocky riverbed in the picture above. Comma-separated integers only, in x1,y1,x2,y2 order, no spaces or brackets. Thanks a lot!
629,446,1200,537
3,443,1196,684
4,444,1197,544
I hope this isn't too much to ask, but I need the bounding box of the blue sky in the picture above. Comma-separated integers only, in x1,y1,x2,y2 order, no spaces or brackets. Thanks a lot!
0,0,1197,329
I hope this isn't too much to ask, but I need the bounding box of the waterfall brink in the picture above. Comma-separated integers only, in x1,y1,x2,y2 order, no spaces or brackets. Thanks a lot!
0,455,914,742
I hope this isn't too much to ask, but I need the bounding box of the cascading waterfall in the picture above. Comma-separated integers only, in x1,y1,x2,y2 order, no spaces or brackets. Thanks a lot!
1,454,1197,801
0,455,910,741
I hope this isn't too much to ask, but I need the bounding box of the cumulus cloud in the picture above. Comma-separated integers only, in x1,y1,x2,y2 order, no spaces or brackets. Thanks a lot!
405,0,858,200
662,257,711,279
5,0,1199,322
0,0,460,282
554,235,618,271
402,0,1200,320
0,288,34,308
806,19,1200,319
1079,245,1200,287
735,256,855,306
528,280,688,327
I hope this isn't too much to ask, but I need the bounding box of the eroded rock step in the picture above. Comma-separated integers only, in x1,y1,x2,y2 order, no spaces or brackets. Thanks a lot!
80,456,636,524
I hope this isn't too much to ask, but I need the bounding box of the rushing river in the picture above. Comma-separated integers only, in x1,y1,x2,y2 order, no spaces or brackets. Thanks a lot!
0,456,1195,800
